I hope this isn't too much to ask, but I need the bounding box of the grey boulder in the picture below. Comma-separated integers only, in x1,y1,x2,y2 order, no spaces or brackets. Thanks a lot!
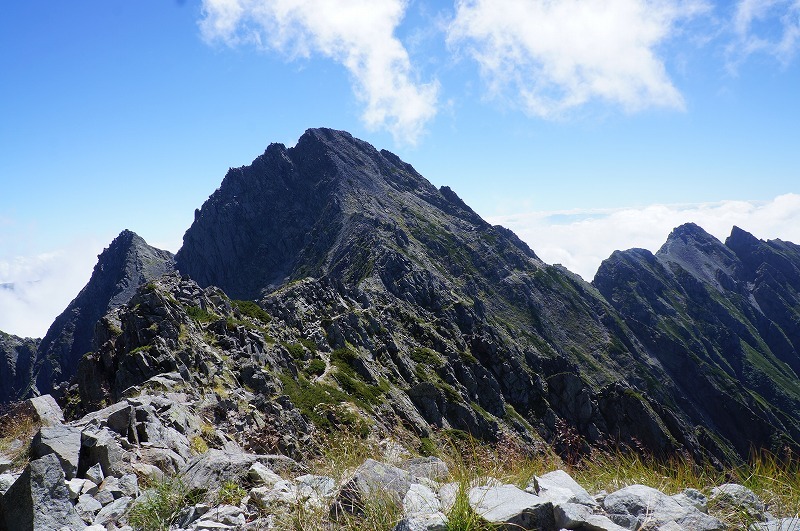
710,483,766,520
468,484,555,530
30,424,82,479
0,453,85,530
333,458,413,517
604,484,725,531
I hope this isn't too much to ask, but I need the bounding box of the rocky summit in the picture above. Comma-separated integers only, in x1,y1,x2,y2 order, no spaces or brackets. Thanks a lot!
1,128,799,529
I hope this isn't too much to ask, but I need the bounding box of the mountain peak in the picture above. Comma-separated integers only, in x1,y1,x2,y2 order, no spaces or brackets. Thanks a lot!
656,222,739,291
176,129,507,300
33,231,174,398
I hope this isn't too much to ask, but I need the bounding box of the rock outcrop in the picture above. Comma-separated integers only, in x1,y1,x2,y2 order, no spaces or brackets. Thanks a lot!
0,332,39,403
30,230,174,399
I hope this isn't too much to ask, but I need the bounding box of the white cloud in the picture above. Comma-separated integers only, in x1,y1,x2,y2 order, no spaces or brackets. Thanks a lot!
489,193,800,281
199,0,439,144
447,0,709,118
0,240,103,339
729,0,800,67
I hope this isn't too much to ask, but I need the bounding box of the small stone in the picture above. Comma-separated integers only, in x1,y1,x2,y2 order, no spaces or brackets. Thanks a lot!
66,478,86,500
710,483,765,520
85,462,104,485
93,495,132,526
76,493,103,514
247,462,282,487
94,487,116,506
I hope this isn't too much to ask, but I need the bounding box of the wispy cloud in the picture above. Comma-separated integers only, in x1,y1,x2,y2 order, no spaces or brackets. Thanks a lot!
447,0,709,118
490,193,800,281
0,240,103,339
728,0,800,68
199,0,439,144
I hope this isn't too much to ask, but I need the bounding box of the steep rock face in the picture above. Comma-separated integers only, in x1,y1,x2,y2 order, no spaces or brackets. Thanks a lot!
174,128,720,459
593,223,800,458
0,332,39,403
32,230,174,399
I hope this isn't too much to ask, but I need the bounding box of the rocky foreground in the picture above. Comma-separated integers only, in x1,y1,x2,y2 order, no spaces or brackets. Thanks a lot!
1,394,797,531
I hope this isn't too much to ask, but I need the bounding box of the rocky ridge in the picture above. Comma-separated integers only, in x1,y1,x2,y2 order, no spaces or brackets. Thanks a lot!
0,128,798,529
1,393,797,530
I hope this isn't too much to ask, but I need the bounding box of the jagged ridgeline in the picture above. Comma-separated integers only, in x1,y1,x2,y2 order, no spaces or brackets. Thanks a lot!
3,128,799,463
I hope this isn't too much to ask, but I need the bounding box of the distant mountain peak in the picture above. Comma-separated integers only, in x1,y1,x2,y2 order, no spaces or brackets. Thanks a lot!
32,230,175,398
656,222,739,292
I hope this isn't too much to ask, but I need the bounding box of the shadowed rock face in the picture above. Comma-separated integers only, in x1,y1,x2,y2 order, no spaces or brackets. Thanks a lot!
30,230,175,398
0,332,39,403
593,223,800,459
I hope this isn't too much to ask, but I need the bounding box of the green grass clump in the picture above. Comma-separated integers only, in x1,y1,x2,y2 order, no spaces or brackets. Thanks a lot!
231,299,271,323
186,305,216,323
305,359,327,377
127,476,203,531
283,342,307,360
216,480,247,506
410,347,443,366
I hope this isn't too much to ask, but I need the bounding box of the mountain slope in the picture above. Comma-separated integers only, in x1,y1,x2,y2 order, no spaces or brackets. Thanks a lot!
593,223,800,458
173,128,745,460
31,230,175,398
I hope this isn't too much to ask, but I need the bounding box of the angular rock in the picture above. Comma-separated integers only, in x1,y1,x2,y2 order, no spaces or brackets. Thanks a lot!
76,401,133,436
468,484,555,531
67,478,87,500
531,469,598,507
296,474,336,501
76,493,103,515
93,487,115,506
402,457,450,482
404,483,441,516
394,512,449,531
250,479,298,509
332,458,413,517
750,518,800,531
0,474,13,496
247,462,282,487
604,484,724,531
81,427,129,478
93,495,132,527
710,483,765,520
671,488,708,513
180,449,299,492
0,453,84,530
554,502,629,531
30,424,81,479
118,473,139,498
194,504,245,527
0,458,11,475
85,462,104,485
23,395,64,427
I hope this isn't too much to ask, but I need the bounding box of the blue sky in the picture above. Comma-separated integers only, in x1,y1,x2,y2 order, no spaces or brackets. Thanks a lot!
1,0,799,337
